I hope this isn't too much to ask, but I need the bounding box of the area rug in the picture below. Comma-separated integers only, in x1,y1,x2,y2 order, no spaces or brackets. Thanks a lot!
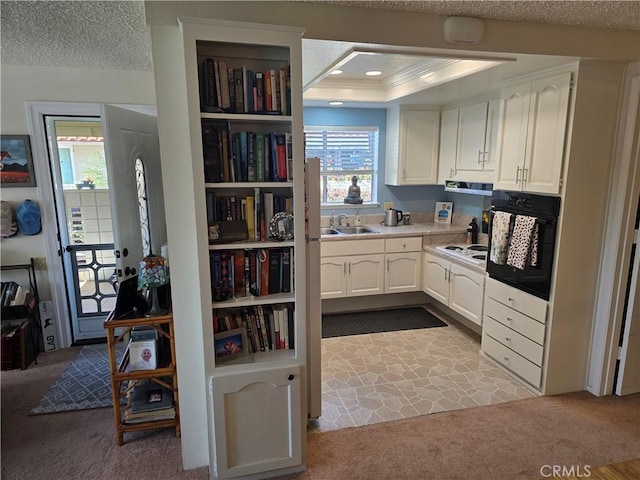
30,343,125,414
322,306,447,338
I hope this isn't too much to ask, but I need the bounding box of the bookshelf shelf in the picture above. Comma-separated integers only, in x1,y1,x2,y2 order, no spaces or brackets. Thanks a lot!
212,292,295,309
204,181,293,189
208,240,294,250
103,312,180,446
201,112,292,123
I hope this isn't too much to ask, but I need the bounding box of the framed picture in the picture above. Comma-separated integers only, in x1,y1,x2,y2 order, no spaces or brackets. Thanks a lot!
435,201,453,224
129,339,158,371
0,135,36,187
214,327,251,364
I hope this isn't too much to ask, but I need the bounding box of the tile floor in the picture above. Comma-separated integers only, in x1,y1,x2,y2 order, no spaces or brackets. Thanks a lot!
309,307,536,433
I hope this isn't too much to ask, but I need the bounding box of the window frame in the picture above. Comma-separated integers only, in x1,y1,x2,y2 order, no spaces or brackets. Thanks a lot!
304,125,378,205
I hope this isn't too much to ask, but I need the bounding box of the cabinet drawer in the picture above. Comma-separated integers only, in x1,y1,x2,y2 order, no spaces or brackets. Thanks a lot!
483,316,544,366
483,297,546,344
485,277,547,322
321,238,384,257
482,333,542,388
385,237,422,253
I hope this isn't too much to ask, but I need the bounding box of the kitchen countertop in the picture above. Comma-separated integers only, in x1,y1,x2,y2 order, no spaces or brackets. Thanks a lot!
320,222,468,241
422,244,488,273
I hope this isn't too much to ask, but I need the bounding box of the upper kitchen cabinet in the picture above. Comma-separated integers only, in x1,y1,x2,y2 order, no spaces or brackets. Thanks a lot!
386,106,440,185
494,72,572,194
438,99,500,183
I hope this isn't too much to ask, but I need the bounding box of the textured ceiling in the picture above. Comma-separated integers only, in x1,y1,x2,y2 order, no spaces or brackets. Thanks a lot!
0,0,637,73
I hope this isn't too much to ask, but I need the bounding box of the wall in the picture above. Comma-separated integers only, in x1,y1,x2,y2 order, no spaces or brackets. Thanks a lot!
0,65,156,304
304,106,486,221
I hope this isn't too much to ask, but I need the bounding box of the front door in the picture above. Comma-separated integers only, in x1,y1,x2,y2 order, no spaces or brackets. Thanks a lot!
46,106,165,342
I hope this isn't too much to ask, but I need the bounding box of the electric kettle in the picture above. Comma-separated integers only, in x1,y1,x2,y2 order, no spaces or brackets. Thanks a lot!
382,208,404,226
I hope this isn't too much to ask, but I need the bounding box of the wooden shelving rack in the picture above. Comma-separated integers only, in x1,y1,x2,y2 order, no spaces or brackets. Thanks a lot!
103,312,180,445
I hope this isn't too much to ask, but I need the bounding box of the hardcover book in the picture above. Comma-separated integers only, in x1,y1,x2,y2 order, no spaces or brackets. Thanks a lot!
130,379,173,414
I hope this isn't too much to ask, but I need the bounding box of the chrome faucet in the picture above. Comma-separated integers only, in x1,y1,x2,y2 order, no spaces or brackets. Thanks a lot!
337,213,349,227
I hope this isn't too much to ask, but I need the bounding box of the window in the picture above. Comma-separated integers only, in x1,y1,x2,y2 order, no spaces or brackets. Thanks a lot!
304,126,378,204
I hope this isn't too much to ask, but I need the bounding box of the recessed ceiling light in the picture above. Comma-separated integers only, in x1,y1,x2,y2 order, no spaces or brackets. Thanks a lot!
328,101,344,106
330,69,343,75
365,70,382,76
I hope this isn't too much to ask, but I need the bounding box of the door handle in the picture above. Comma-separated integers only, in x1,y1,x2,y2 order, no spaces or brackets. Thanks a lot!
478,150,483,164
522,168,528,186
516,166,521,183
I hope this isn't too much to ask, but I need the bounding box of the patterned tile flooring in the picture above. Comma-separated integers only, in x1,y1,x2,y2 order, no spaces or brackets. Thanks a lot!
309,308,536,433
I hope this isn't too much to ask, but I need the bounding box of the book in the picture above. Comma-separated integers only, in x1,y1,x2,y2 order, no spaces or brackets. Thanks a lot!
285,132,294,182
256,305,270,351
129,339,157,371
202,121,223,183
213,60,222,108
259,249,270,296
255,72,264,112
233,68,244,113
268,248,282,294
255,132,265,182
275,134,288,181
279,69,287,116
247,131,256,182
218,60,231,110
130,378,174,414
233,250,246,298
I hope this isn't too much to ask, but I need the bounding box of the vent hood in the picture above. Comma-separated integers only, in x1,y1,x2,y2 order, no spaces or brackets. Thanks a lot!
444,180,493,196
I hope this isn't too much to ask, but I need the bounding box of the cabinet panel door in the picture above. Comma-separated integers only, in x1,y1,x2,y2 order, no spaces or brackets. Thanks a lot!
448,263,485,326
483,98,501,174
385,252,421,293
320,258,347,299
523,72,571,194
494,83,531,191
212,367,302,479
348,254,385,297
456,102,488,172
398,110,440,185
422,253,450,305
437,108,459,183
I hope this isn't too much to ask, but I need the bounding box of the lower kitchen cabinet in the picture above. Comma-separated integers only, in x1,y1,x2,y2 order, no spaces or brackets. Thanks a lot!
211,366,302,479
320,254,385,298
481,277,547,389
385,252,422,293
422,252,485,326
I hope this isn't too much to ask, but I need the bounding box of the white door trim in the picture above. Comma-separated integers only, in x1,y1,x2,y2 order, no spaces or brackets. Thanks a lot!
26,102,102,349
587,63,640,396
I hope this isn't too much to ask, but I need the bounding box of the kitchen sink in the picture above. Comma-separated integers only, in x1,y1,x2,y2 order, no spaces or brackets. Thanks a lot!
336,226,379,234
320,227,340,235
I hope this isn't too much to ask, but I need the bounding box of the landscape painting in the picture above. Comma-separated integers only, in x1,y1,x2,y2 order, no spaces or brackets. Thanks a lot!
1,135,36,187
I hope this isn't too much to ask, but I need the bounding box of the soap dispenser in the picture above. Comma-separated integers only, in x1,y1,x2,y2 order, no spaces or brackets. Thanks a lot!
468,217,479,244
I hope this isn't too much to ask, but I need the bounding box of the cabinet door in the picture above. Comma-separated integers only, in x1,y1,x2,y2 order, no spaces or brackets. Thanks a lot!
385,252,421,293
448,263,485,326
456,102,488,173
212,367,302,479
421,253,450,305
348,254,385,297
320,257,347,299
523,72,571,194
482,98,501,174
494,83,531,191
397,110,440,185
437,108,459,183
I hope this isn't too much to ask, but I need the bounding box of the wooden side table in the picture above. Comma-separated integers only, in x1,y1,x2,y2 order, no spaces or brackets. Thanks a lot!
103,312,180,445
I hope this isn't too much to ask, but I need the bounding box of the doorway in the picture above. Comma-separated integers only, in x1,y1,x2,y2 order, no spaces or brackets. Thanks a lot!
45,117,117,342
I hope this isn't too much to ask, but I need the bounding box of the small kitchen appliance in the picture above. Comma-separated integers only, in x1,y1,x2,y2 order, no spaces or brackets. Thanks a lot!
382,208,403,226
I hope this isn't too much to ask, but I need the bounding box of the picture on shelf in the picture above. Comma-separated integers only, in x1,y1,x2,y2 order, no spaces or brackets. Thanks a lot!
130,339,157,371
214,327,251,364
435,201,453,224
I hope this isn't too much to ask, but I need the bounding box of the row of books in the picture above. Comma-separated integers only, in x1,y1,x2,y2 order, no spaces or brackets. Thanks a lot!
1,281,34,309
214,303,295,353
123,378,175,424
202,122,293,183
206,189,292,242
199,58,291,116
210,247,293,302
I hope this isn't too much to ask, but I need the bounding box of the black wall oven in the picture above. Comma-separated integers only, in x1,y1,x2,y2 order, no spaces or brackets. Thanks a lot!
487,191,561,301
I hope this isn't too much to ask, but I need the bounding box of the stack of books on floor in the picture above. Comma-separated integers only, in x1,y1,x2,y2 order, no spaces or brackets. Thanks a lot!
123,378,175,424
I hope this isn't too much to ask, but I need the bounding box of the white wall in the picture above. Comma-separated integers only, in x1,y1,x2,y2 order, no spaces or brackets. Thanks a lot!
0,65,156,300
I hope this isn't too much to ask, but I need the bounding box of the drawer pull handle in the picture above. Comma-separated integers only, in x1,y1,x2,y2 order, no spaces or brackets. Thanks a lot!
506,317,513,322
508,297,515,302
505,337,511,342
288,374,294,381
504,356,510,362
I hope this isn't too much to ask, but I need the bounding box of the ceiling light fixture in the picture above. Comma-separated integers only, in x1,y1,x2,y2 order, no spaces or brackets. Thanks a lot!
330,69,343,75
365,70,382,76
328,101,343,106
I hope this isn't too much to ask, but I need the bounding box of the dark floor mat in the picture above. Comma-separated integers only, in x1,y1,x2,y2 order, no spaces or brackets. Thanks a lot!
322,307,448,338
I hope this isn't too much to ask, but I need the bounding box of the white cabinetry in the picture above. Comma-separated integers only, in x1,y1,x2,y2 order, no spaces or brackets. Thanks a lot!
421,252,485,326
320,239,385,299
494,72,572,194
437,99,500,183
151,18,306,478
386,106,440,185
211,367,302,478
481,277,547,389
384,237,422,294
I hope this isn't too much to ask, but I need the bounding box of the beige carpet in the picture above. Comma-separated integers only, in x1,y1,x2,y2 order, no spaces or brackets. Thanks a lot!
2,348,639,480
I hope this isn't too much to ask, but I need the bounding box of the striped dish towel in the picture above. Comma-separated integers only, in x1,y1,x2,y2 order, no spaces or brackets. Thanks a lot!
490,211,511,265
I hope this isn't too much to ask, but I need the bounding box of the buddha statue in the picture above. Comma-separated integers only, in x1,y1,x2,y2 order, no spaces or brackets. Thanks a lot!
344,175,363,204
